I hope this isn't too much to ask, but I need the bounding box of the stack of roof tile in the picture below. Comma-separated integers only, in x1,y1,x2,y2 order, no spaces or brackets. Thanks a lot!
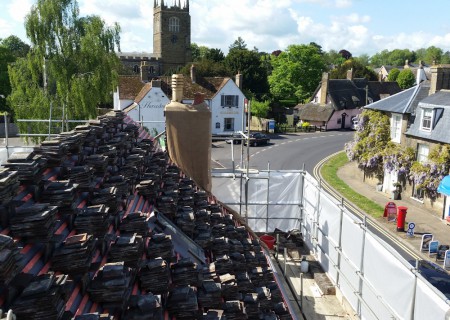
10,203,58,243
123,293,163,320
74,204,110,237
147,233,174,261
119,211,149,236
73,313,114,320
61,165,93,192
175,206,196,237
138,258,170,294
167,286,199,319
2,151,47,184
0,234,21,286
51,233,96,275
223,300,247,320
201,309,224,320
39,180,79,215
0,168,19,203
108,233,144,268
103,175,130,200
33,139,69,167
11,273,71,320
87,262,134,313
171,258,199,286
219,273,240,301
197,279,222,309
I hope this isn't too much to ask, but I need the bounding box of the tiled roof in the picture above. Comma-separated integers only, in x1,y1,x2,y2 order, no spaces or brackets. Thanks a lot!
160,76,230,100
118,76,146,100
405,90,450,144
134,83,152,104
0,111,296,319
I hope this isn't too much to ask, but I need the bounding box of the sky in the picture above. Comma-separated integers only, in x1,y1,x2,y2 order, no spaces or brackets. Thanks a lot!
1,0,450,57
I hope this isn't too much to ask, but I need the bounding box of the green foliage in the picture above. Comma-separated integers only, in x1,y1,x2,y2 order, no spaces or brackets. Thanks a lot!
330,58,377,80
409,145,450,199
397,69,416,89
8,0,121,141
250,99,270,118
387,68,400,81
323,49,345,67
268,44,327,102
0,47,15,114
228,37,247,52
224,44,269,100
344,110,391,177
370,49,415,67
0,35,30,58
424,46,443,64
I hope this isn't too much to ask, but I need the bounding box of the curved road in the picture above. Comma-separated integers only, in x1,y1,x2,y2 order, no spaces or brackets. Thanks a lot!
212,131,354,173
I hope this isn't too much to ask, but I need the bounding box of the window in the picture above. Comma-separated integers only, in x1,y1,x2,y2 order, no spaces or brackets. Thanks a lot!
133,65,140,74
390,114,401,143
224,118,234,131
412,184,424,201
169,17,180,32
421,108,433,131
417,144,429,164
221,95,239,108
215,122,220,129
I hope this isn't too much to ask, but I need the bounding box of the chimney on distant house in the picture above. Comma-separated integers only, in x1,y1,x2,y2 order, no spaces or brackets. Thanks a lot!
404,60,410,68
172,74,184,102
190,64,196,83
416,64,427,85
320,72,329,105
346,68,353,81
236,72,243,90
140,61,150,82
429,64,450,95
378,71,383,82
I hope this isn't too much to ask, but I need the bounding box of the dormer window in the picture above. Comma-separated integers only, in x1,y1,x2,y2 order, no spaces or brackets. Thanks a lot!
169,17,180,32
420,108,433,131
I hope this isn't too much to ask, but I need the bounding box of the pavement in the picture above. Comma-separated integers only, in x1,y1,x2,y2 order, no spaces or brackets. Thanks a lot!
337,161,450,263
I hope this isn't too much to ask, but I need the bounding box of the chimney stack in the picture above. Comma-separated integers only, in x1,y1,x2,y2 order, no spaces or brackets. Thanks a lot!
172,74,184,102
320,72,329,105
429,65,450,95
193,92,205,105
190,64,196,83
236,72,243,89
346,68,353,81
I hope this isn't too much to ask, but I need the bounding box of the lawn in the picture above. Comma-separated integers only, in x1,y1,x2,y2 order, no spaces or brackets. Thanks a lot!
320,151,385,218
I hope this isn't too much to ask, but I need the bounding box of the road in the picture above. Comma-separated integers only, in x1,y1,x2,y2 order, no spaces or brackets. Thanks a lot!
211,131,354,173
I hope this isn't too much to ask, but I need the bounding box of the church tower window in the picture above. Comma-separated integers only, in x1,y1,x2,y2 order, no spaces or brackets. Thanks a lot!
169,17,180,32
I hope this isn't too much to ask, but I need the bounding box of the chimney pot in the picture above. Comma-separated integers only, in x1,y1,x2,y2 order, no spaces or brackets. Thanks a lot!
172,74,184,102
190,64,196,83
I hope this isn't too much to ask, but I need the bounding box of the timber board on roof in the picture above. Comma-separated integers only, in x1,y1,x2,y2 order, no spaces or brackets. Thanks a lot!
118,76,146,100
134,83,153,104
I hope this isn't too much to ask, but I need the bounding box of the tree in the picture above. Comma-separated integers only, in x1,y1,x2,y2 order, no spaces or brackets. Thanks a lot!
424,46,443,64
228,37,247,52
339,49,352,60
323,49,345,67
396,69,416,89
8,0,121,140
0,35,30,58
250,99,270,118
330,58,377,80
224,45,269,100
268,44,327,102
387,68,400,82
0,47,15,114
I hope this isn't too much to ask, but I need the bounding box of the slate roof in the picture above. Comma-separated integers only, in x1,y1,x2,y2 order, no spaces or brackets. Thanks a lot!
364,80,431,114
405,90,450,144
118,76,146,100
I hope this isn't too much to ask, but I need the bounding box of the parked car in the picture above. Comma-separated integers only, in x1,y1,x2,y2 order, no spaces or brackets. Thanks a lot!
225,132,245,144
244,133,270,146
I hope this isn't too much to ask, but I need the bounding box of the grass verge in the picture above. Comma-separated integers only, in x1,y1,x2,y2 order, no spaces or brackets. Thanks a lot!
320,151,384,218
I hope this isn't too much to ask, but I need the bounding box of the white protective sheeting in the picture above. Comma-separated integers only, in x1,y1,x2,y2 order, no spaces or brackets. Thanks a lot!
212,169,450,319
414,278,450,319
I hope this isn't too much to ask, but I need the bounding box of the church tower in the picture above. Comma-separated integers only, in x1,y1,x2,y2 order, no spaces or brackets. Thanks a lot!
153,0,191,74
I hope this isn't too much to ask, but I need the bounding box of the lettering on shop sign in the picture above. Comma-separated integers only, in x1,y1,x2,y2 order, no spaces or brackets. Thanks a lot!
220,110,239,115
142,103,164,109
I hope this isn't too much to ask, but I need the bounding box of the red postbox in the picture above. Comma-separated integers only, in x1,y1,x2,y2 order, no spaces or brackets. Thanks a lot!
397,206,408,232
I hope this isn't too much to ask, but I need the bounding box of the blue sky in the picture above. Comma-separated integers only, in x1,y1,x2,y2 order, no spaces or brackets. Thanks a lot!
1,0,450,57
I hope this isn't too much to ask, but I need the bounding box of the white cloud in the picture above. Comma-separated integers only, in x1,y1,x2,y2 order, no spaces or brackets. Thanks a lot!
0,19,13,38
335,0,352,8
8,0,33,22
